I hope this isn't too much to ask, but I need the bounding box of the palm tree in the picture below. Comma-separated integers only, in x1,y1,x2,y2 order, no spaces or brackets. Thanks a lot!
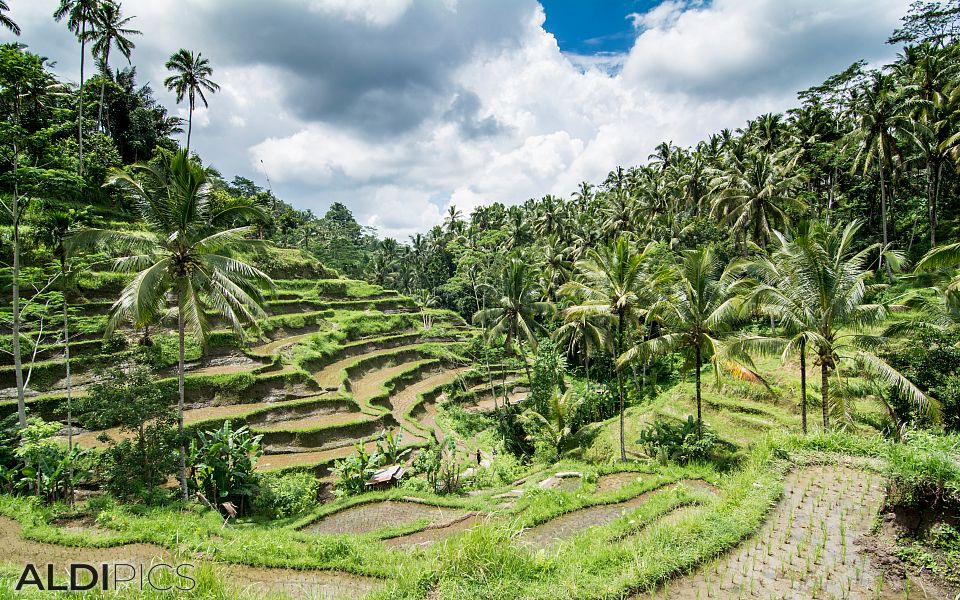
88,0,139,131
1,0,20,35
54,0,101,176
620,247,742,440
710,152,804,251
914,240,960,318
70,149,273,500
553,312,607,391
742,221,934,430
473,258,553,382
849,71,908,279
730,226,821,434
561,236,659,460
164,49,219,152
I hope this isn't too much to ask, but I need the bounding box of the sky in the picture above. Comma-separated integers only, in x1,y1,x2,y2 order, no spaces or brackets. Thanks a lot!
6,0,910,239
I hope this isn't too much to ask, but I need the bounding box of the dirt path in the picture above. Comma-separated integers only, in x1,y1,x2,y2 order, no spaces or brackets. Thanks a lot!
348,359,434,410
390,368,470,424
313,344,427,390
649,464,935,599
252,411,367,433
249,330,319,357
382,514,482,549
519,479,716,548
0,517,381,599
67,399,334,449
256,442,378,472
304,501,468,536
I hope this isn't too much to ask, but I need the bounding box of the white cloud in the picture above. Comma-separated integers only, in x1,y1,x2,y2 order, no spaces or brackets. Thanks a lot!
11,0,910,240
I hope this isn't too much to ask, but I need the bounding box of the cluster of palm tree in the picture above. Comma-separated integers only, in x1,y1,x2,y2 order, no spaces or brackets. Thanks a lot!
474,222,936,461
50,0,218,164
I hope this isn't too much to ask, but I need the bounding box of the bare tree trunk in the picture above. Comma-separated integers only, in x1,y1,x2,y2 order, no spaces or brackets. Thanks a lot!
78,23,86,177
616,311,626,461
63,264,74,506
695,342,702,441
177,296,188,501
821,360,830,431
879,164,893,280
799,340,807,435
11,116,26,428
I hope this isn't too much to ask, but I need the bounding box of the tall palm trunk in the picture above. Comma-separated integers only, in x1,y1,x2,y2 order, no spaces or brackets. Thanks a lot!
799,339,807,435
78,21,86,177
11,112,26,429
879,163,893,280
695,341,702,441
616,311,626,461
928,160,942,247
97,47,110,133
186,94,194,152
820,359,830,430
177,296,188,501
63,257,74,506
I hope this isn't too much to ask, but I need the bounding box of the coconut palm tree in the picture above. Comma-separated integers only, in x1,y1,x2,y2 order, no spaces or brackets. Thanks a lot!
164,49,219,152
740,221,934,431
553,311,607,391
473,258,553,382
1,1,20,35
54,0,101,176
913,240,960,319
88,0,139,131
710,152,804,252
620,247,742,440
560,236,660,460
849,71,908,279
70,149,273,500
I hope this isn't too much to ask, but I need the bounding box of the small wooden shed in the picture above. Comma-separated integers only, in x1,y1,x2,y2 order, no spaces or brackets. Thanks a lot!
365,464,406,490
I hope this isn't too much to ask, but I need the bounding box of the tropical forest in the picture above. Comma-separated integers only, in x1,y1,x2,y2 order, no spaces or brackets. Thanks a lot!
0,0,959,598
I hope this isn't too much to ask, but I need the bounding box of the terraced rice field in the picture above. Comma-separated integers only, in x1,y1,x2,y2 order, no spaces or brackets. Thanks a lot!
649,464,930,600
304,500,469,536
10,278,484,477
0,517,382,599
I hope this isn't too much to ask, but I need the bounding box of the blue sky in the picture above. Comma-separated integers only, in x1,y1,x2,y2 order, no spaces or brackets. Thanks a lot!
541,1,655,56
10,0,910,239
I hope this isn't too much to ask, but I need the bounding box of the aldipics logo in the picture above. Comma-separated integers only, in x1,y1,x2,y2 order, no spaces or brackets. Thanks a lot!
14,562,196,592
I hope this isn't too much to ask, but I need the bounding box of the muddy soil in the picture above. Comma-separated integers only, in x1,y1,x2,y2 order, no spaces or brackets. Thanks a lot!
0,517,381,599
650,464,938,599
519,480,710,547
382,513,482,549
595,472,644,493
304,501,468,536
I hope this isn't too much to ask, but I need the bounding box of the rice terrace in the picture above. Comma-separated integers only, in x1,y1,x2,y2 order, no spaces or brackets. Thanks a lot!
1,0,960,598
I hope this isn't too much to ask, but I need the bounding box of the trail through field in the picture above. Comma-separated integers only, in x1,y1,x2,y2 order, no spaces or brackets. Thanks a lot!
312,344,425,390
255,441,379,472
249,331,319,357
382,514,482,549
347,359,434,410
67,400,316,449
518,479,717,548
0,517,381,599
649,464,934,599
304,500,469,536
389,367,470,426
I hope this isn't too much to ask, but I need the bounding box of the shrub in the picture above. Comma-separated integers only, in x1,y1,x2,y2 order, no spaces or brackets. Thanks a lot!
886,431,960,508
412,437,462,495
332,442,384,497
253,472,319,519
189,422,263,515
584,434,616,465
637,416,723,464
